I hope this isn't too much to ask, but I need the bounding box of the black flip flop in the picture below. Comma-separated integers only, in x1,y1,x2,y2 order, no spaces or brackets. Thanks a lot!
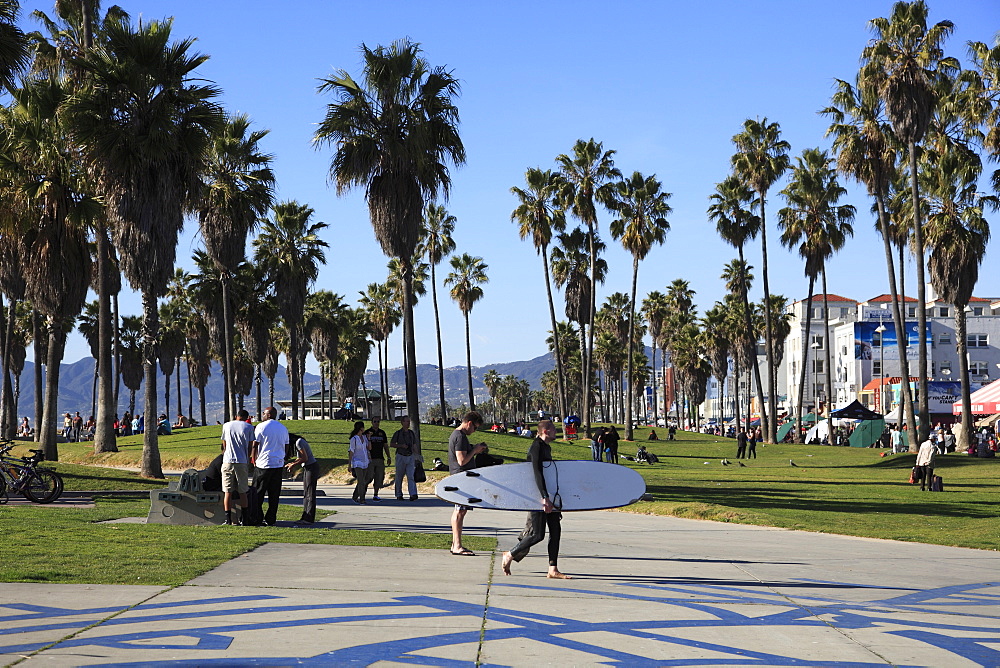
450,547,476,556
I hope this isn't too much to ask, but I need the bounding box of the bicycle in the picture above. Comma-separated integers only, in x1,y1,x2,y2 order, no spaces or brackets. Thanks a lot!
0,441,64,503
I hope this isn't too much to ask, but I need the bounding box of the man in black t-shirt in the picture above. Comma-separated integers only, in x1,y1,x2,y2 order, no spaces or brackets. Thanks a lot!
365,418,391,502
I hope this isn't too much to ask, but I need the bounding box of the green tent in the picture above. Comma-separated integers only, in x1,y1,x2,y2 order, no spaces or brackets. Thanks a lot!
847,418,886,447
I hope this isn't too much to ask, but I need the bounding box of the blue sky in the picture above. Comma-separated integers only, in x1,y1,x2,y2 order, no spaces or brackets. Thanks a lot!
20,0,1000,373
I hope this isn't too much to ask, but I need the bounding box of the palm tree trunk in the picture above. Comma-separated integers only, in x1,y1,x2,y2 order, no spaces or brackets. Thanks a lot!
289,327,298,421
956,305,972,450
429,263,448,424
268,372,274,409
140,291,163,479
739,246,769,442
577,325,587,416
822,270,833,417
464,311,474,410
32,309,42,443
91,364,97,421
401,261,421,443
187,356,194,420
164,362,171,423
625,257,639,441
796,276,816,444
254,363,261,420
220,275,234,420
95,229,117,452
40,322,66,461
583,224,597,434
733,360,742,436
651,347,658,428
541,247,567,421
378,341,387,419
113,293,121,410
1,298,16,439
875,191,918,444
908,144,930,444
199,384,206,427
756,192,776,443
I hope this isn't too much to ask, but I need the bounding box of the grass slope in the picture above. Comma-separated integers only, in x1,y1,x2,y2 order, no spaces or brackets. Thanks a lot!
1,423,995,586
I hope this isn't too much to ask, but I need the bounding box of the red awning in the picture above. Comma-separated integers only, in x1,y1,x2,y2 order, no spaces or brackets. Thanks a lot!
952,378,1000,415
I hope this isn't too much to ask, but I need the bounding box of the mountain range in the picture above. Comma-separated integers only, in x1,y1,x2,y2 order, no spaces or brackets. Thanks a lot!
14,352,557,424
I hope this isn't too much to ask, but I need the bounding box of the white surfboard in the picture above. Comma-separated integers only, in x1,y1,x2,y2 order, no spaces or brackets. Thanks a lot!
434,461,646,511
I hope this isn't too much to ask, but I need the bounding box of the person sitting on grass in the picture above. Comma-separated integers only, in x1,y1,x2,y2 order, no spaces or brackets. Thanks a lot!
156,414,172,436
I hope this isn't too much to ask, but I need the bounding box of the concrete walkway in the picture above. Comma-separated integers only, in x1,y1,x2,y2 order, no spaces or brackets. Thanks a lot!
2,483,999,666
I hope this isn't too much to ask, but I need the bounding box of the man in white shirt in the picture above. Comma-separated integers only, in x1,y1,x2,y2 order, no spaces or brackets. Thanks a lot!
221,409,254,525
250,406,290,526
916,438,936,492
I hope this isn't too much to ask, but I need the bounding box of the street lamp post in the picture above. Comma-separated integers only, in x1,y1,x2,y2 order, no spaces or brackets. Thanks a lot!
876,324,886,413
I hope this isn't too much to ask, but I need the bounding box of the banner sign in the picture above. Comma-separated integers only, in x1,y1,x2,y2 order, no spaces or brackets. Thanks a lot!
854,322,931,361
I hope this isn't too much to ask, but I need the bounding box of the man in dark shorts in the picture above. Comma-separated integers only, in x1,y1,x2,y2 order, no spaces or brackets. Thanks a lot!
448,411,488,556
365,418,390,502
501,419,570,578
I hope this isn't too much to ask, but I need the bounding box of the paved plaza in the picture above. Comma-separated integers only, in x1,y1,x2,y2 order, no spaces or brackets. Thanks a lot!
2,484,999,666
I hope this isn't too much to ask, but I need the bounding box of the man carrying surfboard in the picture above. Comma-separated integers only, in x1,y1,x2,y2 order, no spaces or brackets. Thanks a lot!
501,419,571,579
448,411,489,556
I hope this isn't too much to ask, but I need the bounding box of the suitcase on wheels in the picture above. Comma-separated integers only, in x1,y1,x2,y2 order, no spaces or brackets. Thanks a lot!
930,475,944,492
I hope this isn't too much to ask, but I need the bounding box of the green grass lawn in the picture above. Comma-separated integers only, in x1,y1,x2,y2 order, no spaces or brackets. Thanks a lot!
2,422,995,586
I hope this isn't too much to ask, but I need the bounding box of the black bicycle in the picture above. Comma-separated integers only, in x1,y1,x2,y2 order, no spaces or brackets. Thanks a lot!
0,441,64,503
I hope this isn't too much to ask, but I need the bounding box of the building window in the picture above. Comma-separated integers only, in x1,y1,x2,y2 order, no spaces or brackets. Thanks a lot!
967,334,988,348
814,307,824,319
813,359,824,373
873,360,882,375
811,335,824,350
907,306,916,317
939,332,951,345
969,361,989,376
873,330,883,347
941,364,952,376
938,306,949,317
972,306,984,316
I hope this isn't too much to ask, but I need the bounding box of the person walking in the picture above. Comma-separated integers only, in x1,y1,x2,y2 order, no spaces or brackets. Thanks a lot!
500,419,571,579
349,421,372,504
589,428,604,461
448,411,488,556
391,415,419,501
890,426,904,454
221,409,254,525
250,406,289,526
916,437,936,492
736,428,748,459
603,427,620,464
285,432,320,524
365,417,390,502
747,428,758,459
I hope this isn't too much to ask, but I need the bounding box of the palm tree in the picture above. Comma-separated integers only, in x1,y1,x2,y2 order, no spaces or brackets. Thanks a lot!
67,17,223,477
0,0,27,91
420,203,457,421
118,315,142,416
77,300,100,420
966,38,1000,186
0,227,28,438
315,38,465,434
252,201,329,420
446,254,488,410
640,291,668,428
923,148,996,450
555,139,620,434
731,118,790,443
483,368,501,422
157,300,186,424
1,76,95,459
708,174,770,438
358,282,400,419
305,290,347,419
195,113,275,419
702,304,730,425
778,148,855,439
822,76,919,438
31,0,131,455
608,171,671,440
861,0,958,441
512,167,568,420
551,225,607,414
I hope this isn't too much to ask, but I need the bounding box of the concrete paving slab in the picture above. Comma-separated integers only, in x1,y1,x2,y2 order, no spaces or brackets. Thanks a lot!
4,483,1000,666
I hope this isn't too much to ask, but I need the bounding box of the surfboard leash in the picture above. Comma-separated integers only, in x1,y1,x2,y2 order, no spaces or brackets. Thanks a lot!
543,460,563,510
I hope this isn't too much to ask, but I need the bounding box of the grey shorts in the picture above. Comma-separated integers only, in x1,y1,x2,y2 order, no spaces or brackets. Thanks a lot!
222,462,249,494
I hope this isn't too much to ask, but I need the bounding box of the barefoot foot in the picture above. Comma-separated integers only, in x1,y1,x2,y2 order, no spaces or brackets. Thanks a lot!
501,551,512,575
547,569,572,579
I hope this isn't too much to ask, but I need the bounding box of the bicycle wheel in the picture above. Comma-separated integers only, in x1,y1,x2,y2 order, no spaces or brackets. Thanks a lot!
24,469,63,503
0,473,7,504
